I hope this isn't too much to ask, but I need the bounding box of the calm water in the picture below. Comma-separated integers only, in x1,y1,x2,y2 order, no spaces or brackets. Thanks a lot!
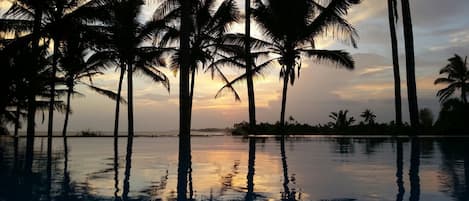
0,135,468,201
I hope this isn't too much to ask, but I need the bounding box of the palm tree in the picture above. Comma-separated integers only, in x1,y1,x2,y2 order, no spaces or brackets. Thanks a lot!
387,0,402,125
434,54,468,104
157,0,240,129
97,1,169,199
3,1,45,168
176,0,192,198
59,32,125,147
3,0,107,151
100,0,169,142
329,109,355,129
360,109,376,125
252,0,358,129
400,0,419,128
245,0,256,131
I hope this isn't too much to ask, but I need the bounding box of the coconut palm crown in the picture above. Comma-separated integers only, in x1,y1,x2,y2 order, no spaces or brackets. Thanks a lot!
434,54,468,104
251,0,359,127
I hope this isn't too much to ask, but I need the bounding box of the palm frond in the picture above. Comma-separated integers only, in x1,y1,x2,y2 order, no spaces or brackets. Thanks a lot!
300,49,354,70
85,84,127,103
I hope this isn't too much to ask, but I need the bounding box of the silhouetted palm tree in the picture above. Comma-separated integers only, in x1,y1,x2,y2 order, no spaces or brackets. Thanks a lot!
245,0,256,131
99,0,169,143
176,0,192,197
4,0,108,151
60,32,125,142
157,0,240,130
400,0,419,128
387,0,402,125
252,0,358,129
360,109,376,125
329,110,355,129
434,54,468,104
3,0,45,166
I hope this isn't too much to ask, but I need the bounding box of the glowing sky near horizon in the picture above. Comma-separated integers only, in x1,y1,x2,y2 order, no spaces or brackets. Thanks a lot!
3,0,469,131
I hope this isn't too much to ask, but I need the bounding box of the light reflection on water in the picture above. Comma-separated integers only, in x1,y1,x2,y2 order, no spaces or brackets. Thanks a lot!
0,135,468,201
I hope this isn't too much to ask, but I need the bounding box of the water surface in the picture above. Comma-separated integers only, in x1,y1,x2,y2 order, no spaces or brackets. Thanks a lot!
0,135,468,201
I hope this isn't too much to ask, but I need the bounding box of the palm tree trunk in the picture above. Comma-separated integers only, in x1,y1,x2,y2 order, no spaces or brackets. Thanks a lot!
62,87,72,137
114,62,125,179
127,62,134,139
25,93,36,173
14,104,20,137
280,69,290,130
245,137,256,201
409,137,420,201
62,86,72,162
47,39,59,158
123,61,135,201
188,67,196,129
396,138,405,201
462,86,467,104
401,0,419,128
388,0,402,126
177,0,192,199
245,0,256,132
114,63,125,146
25,3,43,173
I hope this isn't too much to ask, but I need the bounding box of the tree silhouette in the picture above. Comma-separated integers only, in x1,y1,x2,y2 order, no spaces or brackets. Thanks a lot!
156,0,240,130
434,54,468,104
400,0,419,128
418,108,433,128
59,30,125,148
176,0,192,198
329,110,355,129
245,0,256,131
91,1,169,171
252,0,358,129
4,0,45,169
360,109,376,125
387,0,402,125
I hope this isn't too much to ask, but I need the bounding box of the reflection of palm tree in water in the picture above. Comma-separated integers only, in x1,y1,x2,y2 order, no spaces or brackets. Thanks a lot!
395,138,405,201
114,139,121,201
60,138,72,200
177,134,192,201
280,137,298,201
122,134,134,201
114,128,119,201
438,138,469,201
409,137,420,201
465,149,469,200
245,137,256,201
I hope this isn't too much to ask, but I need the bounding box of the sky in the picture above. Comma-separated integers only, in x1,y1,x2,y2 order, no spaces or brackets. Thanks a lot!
4,0,469,132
